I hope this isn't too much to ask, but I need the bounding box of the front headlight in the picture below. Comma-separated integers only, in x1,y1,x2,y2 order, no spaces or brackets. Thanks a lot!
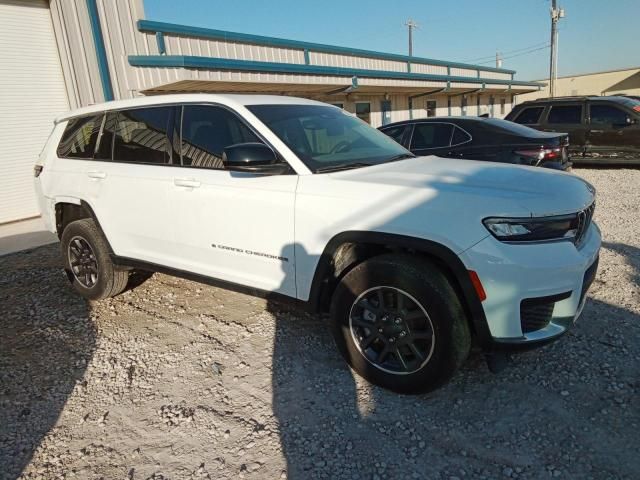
483,214,578,242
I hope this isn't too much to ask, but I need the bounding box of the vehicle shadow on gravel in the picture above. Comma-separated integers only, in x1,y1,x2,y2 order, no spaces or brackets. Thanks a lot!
0,245,96,480
603,241,640,287
267,241,640,480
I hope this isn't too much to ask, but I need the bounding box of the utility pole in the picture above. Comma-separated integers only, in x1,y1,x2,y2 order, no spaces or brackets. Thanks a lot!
405,19,418,57
495,51,503,69
549,1,565,97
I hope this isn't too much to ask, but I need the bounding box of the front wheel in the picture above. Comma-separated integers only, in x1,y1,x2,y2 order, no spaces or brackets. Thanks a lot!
330,254,471,394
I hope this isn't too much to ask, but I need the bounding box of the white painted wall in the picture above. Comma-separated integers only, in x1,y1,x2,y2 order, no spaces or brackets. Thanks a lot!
0,0,69,224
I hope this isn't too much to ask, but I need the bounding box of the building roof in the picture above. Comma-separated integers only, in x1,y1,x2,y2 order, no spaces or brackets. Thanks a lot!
128,20,544,94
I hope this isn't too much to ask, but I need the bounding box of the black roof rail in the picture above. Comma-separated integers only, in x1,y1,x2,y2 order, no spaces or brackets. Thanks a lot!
523,94,631,103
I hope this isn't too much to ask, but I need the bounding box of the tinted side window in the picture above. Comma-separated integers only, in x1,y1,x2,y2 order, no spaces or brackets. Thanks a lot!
514,106,544,125
381,126,407,144
411,123,453,149
451,127,471,145
590,105,628,125
181,105,260,168
113,107,172,164
57,114,103,159
547,105,583,124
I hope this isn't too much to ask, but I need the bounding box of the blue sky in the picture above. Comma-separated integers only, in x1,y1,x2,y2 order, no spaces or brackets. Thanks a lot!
144,0,639,81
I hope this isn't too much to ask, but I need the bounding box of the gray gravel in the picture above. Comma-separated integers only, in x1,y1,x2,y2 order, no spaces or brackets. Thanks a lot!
1,168,639,480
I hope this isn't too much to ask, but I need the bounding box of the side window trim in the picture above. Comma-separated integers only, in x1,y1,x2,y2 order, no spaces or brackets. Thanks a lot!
56,102,293,172
451,125,473,147
93,113,107,160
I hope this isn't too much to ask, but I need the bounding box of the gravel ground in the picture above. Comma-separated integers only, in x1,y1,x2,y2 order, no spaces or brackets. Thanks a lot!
1,168,639,480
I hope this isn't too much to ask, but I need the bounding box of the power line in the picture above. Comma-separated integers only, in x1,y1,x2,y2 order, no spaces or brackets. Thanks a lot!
475,44,550,65
463,41,550,63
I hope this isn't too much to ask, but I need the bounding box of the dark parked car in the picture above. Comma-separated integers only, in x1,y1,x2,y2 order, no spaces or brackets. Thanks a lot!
506,96,640,165
379,117,571,170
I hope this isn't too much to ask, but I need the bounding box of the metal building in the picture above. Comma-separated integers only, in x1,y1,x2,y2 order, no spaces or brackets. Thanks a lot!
518,66,640,101
0,0,543,224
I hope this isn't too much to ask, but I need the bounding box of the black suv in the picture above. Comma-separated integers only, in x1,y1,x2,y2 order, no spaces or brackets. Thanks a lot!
506,96,640,165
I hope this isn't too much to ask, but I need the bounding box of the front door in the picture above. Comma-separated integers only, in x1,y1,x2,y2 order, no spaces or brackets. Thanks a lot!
169,105,297,296
587,102,640,158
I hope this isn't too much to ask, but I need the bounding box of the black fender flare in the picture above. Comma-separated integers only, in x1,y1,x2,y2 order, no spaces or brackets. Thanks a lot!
308,231,492,348
55,199,115,254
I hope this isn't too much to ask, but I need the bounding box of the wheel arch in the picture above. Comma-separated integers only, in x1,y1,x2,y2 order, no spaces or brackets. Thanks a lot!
308,231,492,348
55,200,114,254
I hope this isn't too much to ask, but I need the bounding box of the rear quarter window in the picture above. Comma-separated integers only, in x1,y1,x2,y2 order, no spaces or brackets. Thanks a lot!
56,114,103,159
513,106,544,125
381,125,407,144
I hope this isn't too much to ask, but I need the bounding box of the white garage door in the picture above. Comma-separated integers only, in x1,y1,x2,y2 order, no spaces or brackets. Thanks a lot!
0,0,69,224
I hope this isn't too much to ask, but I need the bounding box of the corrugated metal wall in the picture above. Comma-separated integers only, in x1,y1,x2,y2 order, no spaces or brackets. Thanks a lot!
47,0,518,125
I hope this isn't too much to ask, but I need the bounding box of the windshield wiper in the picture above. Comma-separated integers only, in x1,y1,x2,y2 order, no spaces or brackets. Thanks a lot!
385,153,416,162
316,162,372,173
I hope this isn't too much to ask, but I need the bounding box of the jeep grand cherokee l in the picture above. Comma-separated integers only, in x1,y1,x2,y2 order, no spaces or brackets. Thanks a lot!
34,94,601,393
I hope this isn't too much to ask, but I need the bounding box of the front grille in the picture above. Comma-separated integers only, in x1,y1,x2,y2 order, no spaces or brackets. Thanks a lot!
520,301,555,333
520,291,571,334
574,202,595,245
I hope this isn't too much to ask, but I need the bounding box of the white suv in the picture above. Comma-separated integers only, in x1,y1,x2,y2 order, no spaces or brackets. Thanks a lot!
34,94,601,393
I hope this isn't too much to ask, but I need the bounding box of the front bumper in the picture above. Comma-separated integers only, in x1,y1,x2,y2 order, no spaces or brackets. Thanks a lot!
460,221,601,350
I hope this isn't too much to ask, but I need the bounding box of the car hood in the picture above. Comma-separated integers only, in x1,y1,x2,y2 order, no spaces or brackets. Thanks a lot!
328,156,595,217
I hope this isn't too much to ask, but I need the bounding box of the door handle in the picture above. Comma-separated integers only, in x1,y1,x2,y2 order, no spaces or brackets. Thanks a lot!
87,171,106,179
174,178,201,188
590,130,604,134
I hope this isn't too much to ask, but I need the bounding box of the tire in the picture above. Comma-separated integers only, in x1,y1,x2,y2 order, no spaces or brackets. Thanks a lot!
330,253,471,394
60,218,129,300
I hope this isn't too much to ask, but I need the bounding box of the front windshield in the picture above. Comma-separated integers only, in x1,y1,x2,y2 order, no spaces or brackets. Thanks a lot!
247,104,412,172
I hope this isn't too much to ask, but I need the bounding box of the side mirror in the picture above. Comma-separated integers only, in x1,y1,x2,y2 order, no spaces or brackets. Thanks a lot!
222,143,289,174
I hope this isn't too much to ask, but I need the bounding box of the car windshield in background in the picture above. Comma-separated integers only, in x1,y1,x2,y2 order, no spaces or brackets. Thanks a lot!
248,104,413,172
617,96,640,109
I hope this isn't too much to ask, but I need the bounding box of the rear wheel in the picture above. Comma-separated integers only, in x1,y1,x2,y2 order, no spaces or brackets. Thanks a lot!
61,219,128,300
330,254,471,394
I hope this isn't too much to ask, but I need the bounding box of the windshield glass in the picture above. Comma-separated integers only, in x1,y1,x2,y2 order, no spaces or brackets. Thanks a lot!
247,104,412,172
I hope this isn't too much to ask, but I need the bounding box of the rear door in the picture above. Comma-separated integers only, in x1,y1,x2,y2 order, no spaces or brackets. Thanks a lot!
85,106,178,264
542,102,587,156
587,102,640,157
